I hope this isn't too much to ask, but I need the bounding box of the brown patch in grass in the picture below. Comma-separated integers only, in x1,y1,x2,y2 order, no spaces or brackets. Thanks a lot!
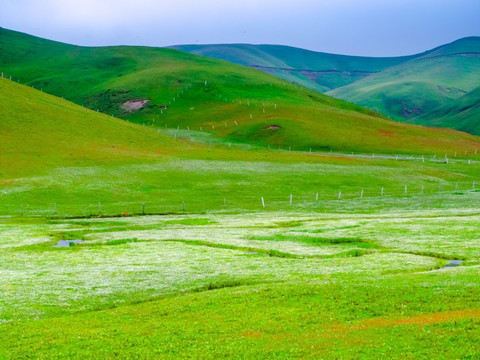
242,330,262,339
378,129,397,138
303,308,480,340
263,309,480,344
123,99,150,112
265,125,281,130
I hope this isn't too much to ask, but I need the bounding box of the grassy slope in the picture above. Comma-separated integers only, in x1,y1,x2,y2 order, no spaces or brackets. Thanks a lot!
171,43,414,92
2,76,480,217
411,86,480,134
2,32,480,359
0,77,180,177
1,27,480,156
328,37,480,123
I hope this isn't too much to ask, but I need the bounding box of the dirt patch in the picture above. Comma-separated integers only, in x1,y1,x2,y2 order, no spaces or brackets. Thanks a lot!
268,308,480,349
265,125,281,130
378,129,397,138
242,330,262,339
123,99,150,112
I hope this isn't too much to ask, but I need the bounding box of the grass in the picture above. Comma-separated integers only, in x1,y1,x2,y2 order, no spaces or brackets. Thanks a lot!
2,28,480,359
174,38,480,134
3,70,480,220
171,43,414,92
2,28,480,156
1,208,480,358
328,37,480,124
412,85,480,135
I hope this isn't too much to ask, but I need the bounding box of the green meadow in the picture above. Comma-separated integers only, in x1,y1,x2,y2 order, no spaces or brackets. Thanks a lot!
1,205,480,359
2,76,480,358
175,38,480,134
1,28,480,359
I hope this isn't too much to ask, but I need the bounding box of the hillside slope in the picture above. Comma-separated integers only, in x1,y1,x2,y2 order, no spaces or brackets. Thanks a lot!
0,77,177,177
1,28,480,156
328,37,480,122
411,86,480,134
170,43,414,92
173,39,480,132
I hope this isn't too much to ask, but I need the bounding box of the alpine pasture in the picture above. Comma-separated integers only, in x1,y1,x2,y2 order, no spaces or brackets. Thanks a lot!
1,28,480,359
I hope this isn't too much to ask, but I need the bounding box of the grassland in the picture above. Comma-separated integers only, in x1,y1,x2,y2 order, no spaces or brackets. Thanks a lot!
412,86,480,135
2,28,480,153
328,37,480,124
174,38,480,132
2,29,480,359
1,204,480,359
2,78,480,358
170,43,413,92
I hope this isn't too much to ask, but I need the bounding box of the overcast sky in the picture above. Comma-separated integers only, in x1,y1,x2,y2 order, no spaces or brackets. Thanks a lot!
1,0,479,56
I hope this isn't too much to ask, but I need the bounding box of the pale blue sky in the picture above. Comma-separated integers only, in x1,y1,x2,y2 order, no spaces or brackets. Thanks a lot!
1,0,479,56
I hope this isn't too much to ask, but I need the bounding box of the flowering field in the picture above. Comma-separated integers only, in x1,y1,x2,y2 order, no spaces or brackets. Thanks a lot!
1,204,479,358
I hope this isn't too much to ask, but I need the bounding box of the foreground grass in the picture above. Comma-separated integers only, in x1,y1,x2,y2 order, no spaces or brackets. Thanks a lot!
1,208,479,358
2,274,480,359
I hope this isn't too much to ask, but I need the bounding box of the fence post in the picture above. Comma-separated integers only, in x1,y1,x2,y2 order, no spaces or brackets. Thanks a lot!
261,197,265,208
290,194,293,205
98,202,101,214
360,189,364,198
142,203,145,215
21,204,23,217
316,192,319,201
381,187,384,196
182,201,185,212
338,191,342,200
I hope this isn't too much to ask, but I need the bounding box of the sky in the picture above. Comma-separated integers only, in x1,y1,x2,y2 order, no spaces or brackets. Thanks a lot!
1,0,479,56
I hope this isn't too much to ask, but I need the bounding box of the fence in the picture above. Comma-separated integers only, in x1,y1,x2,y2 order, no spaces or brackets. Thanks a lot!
3,181,480,218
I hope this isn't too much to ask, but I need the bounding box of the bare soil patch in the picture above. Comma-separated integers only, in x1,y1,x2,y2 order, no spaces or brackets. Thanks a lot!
123,99,150,112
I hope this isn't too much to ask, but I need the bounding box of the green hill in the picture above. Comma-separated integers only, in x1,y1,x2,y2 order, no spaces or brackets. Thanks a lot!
327,37,480,122
171,43,413,92
173,39,480,133
411,86,480,134
0,76,182,178
2,27,480,157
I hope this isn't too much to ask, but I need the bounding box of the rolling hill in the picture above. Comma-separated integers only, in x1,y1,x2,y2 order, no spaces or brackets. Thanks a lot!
411,86,480,134
173,38,480,132
0,76,179,177
170,43,414,93
2,27,480,156
328,37,480,122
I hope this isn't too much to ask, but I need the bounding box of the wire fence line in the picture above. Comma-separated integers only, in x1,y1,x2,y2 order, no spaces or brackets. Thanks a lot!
154,125,480,165
4,73,479,163
3,181,480,218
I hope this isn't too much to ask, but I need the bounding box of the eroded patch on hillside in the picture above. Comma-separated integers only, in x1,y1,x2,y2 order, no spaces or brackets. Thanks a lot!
265,125,281,130
123,99,150,112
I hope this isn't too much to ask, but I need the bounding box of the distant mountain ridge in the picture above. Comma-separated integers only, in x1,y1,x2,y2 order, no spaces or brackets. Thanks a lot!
172,37,480,134
170,43,416,92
